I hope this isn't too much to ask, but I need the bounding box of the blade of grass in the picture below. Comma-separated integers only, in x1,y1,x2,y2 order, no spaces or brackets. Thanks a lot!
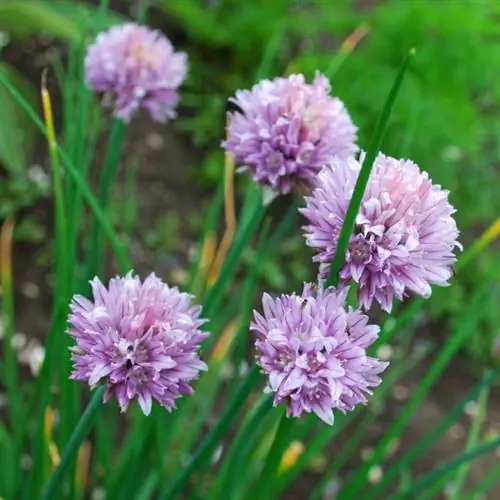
106,414,156,499
0,72,130,272
337,281,494,498
389,436,500,500
206,395,273,500
186,182,224,293
181,215,270,454
229,219,273,395
367,370,498,499
158,365,262,500
325,23,369,79
0,424,15,497
449,370,492,500
325,49,415,287
306,338,431,500
85,119,126,279
202,189,266,320
40,75,75,500
40,387,105,500
254,410,295,500
0,218,22,498
135,472,159,500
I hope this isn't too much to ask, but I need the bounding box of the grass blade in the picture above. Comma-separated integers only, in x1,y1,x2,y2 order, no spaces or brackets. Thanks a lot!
0,72,130,272
254,410,294,500
367,371,497,499
390,436,500,499
449,370,492,500
158,365,262,500
40,387,105,500
326,49,415,287
338,280,495,498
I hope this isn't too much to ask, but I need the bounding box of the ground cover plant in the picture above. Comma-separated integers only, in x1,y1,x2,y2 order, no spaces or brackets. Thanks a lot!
0,1,500,500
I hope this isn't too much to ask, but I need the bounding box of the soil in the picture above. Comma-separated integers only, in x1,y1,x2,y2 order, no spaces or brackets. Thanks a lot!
1,7,500,500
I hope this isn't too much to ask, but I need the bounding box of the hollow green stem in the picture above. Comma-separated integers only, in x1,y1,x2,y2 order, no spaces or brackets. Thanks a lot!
85,119,126,279
158,365,262,500
254,409,295,500
389,436,500,500
326,49,415,287
40,386,105,500
0,73,130,272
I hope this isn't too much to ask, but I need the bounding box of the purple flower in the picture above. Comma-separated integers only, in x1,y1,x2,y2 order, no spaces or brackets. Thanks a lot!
251,284,387,425
223,73,357,194
68,273,207,415
85,23,187,123
301,153,461,312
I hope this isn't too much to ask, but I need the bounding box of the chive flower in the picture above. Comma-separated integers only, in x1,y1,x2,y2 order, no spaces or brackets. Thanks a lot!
301,153,461,312
68,273,207,415
223,73,357,194
85,23,187,123
251,284,387,425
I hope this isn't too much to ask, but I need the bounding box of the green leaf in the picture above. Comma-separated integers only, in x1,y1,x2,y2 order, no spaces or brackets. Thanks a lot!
391,435,500,499
0,0,121,43
0,62,37,175
338,281,495,498
326,49,415,287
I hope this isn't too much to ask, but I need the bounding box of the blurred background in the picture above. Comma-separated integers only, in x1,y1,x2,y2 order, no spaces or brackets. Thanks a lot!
1,0,499,496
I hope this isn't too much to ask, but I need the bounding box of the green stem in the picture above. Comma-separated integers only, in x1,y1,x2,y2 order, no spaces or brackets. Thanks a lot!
449,370,491,500
254,410,295,500
137,0,149,23
367,371,497,499
158,365,262,500
208,395,273,500
389,436,500,500
40,386,105,500
338,281,492,498
326,49,415,287
0,72,130,273
85,120,126,279
202,190,265,321
0,220,22,498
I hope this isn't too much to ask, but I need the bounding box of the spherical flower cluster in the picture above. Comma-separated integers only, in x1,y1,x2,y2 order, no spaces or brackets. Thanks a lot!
251,284,388,425
301,153,460,312
223,72,357,194
85,23,188,123
68,273,207,415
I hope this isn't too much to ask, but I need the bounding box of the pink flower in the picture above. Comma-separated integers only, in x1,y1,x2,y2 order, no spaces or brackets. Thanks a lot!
223,73,357,194
85,23,187,123
301,153,461,312
68,273,207,415
251,284,387,425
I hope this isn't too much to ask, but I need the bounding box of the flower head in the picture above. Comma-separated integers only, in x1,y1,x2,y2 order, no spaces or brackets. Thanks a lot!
85,23,187,123
301,153,461,312
68,273,207,415
251,284,387,425
223,73,357,194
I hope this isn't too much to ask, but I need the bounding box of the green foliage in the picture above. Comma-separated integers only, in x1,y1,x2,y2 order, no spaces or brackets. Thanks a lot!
325,1,500,365
165,0,500,364
160,0,352,164
0,2,499,500
0,0,121,219
0,62,37,177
